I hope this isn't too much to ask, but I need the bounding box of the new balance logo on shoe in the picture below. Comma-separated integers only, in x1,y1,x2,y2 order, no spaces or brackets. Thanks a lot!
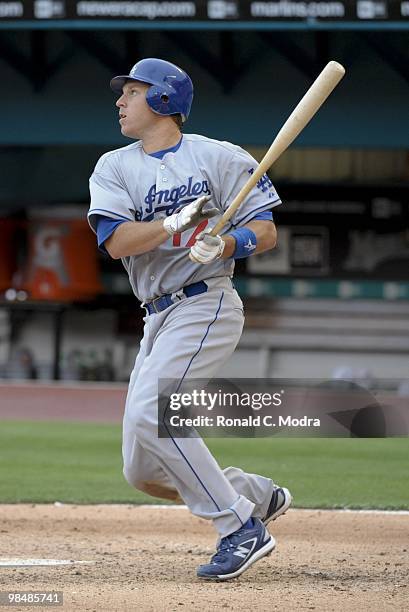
232,537,257,559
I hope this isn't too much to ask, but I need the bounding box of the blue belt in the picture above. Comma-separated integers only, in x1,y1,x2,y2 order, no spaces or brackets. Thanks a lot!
144,281,208,315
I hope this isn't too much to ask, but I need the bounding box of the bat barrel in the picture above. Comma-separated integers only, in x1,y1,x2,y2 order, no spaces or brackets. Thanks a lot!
269,61,346,168
210,61,346,237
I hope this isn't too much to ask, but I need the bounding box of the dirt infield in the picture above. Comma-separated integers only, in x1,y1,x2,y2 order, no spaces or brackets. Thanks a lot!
0,505,408,611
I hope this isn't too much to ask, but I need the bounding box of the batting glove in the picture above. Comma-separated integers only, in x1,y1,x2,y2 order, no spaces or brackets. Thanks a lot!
189,230,225,264
163,195,218,236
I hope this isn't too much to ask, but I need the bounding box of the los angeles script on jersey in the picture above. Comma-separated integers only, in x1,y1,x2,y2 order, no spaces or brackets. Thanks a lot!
136,176,211,221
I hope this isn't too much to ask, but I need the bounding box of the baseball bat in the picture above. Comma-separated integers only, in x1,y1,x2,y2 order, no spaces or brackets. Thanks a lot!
210,60,345,236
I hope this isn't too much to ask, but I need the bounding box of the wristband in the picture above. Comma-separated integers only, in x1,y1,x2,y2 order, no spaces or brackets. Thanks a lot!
229,227,257,259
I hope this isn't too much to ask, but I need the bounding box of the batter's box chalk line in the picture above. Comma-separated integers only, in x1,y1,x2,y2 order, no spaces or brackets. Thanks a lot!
0,559,95,567
139,504,409,515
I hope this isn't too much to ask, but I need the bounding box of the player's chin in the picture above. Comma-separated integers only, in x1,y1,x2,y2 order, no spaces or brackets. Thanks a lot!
120,124,139,139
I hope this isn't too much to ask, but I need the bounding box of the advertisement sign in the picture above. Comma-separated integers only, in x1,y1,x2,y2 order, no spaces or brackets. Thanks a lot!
1,0,408,22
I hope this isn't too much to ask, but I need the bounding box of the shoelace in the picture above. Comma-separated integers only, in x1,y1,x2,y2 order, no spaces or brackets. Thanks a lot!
211,538,235,564
211,528,254,564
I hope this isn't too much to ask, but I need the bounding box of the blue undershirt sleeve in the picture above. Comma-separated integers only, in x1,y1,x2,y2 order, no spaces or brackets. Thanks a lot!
95,215,128,254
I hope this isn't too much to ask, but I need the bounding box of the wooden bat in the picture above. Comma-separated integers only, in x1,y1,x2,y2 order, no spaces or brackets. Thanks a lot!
210,60,345,236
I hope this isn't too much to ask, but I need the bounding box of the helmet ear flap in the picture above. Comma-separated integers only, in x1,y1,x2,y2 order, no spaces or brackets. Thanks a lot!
146,84,173,116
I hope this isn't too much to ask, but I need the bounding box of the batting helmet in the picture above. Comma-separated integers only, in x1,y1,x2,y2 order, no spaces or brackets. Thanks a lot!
110,58,194,123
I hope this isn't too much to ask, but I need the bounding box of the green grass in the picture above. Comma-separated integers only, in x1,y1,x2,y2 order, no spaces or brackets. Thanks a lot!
0,421,408,509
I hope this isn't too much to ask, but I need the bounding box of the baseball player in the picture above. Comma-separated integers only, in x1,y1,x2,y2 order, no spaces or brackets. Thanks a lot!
88,58,292,581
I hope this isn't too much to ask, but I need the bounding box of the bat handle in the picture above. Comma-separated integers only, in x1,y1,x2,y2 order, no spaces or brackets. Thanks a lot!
210,216,229,237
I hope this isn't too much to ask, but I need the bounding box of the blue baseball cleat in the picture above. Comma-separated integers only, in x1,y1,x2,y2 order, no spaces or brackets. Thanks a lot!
262,486,292,526
197,518,275,581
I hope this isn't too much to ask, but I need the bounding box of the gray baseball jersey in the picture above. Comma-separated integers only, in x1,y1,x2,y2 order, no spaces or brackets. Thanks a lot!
87,133,282,538
88,134,281,302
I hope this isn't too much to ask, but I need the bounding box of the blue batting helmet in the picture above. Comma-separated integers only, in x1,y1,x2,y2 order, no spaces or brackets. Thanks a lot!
110,58,194,123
